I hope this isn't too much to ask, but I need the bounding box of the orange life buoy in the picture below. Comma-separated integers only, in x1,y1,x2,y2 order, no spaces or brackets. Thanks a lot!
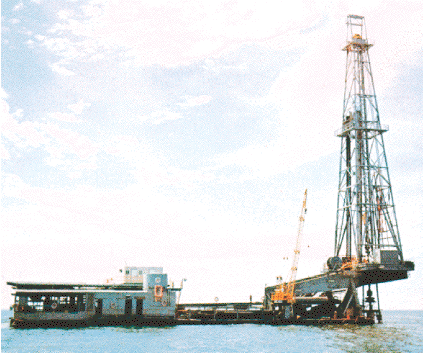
51,302,58,310
154,285,163,299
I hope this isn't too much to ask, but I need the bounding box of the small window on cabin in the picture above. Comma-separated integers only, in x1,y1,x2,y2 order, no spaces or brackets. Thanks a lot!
126,270,130,275
138,270,143,275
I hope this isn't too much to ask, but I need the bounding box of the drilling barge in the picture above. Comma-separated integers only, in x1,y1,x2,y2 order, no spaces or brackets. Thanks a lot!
6,15,415,329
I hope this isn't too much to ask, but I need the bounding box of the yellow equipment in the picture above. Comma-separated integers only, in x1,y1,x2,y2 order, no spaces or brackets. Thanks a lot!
272,189,308,303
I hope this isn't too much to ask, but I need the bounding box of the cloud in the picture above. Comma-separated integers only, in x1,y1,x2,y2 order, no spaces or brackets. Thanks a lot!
38,0,326,67
1,144,11,160
202,59,248,74
178,95,212,107
49,112,79,122
207,23,344,179
102,135,140,157
48,99,91,122
3,95,208,189
1,99,46,149
13,2,24,11
32,0,421,81
102,134,215,190
57,10,73,20
2,182,178,244
0,88,9,99
42,124,99,159
2,173,27,198
210,134,332,181
1,169,263,254
50,63,75,76
25,39,35,48
68,99,91,114
2,95,98,160
139,110,184,125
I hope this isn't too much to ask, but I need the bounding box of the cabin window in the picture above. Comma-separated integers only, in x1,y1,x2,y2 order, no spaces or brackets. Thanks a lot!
16,295,44,312
126,270,130,275
16,294,85,312
28,295,44,311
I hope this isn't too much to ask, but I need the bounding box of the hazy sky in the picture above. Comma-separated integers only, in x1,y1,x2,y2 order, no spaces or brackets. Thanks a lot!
2,0,422,309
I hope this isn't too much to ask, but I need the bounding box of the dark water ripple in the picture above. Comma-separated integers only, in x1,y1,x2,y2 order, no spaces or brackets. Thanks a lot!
2,310,423,352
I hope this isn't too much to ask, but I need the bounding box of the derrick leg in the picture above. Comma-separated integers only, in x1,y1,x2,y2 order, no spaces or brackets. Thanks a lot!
336,280,362,319
363,284,382,323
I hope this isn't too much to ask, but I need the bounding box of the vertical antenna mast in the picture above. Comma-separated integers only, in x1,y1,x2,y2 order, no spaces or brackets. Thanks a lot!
334,15,403,262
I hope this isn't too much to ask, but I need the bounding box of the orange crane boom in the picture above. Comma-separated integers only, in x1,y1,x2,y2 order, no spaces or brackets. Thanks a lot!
272,189,308,303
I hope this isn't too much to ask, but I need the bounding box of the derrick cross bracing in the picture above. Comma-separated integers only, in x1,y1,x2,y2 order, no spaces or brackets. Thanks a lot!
265,15,414,324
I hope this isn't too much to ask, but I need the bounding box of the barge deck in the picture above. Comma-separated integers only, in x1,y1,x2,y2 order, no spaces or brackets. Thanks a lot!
175,301,374,326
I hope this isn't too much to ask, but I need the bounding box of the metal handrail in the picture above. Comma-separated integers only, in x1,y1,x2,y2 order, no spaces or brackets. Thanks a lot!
335,121,389,136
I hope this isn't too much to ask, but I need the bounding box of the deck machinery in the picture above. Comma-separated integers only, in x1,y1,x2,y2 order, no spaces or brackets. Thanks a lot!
265,15,414,324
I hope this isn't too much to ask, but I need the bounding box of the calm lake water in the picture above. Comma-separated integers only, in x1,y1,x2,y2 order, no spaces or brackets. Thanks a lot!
2,310,423,352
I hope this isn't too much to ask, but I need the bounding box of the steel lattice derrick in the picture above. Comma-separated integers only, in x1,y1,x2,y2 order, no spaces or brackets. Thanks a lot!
334,15,403,262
